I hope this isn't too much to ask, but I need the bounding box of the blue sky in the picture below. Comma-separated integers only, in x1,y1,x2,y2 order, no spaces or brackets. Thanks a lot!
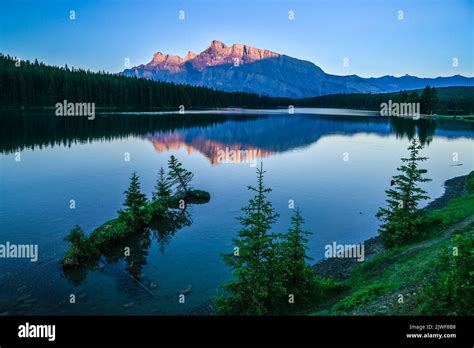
1,0,472,77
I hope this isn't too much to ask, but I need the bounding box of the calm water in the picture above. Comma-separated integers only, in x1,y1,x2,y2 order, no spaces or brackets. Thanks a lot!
0,111,473,315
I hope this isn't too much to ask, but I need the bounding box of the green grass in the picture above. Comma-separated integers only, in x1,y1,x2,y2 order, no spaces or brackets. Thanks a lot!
90,218,128,249
314,225,473,315
334,283,395,312
428,195,474,226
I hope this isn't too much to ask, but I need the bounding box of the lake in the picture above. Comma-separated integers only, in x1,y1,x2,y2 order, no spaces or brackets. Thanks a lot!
0,110,473,315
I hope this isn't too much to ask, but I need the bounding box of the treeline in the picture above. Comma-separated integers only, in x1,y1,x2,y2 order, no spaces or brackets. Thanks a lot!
295,86,474,115
0,54,289,109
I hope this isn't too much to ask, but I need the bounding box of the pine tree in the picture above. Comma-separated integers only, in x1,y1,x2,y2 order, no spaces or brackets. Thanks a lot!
376,138,431,247
420,86,438,114
398,90,408,103
167,155,194,193
118,171,150,231
408,90,420,104
153,167,172,202
214,163,281,315
279,208,317,310
151,167,172,217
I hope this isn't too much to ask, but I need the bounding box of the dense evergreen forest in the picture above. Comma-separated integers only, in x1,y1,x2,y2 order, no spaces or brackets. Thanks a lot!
0,54,288,109
1,54,473,114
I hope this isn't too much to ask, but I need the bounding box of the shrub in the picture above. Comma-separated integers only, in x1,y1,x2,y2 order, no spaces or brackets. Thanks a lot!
419,231,474,315
62,225,100,268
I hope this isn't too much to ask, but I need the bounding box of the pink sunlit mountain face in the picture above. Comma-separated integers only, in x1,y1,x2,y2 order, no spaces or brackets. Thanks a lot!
142,40,280,73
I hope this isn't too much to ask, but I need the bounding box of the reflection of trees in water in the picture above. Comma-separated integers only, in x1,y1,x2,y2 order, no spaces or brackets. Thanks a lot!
0,113,265,154
62,208,192,286
102,230,152,279
2,113,472,156
390,118,437,146
150,209,193,254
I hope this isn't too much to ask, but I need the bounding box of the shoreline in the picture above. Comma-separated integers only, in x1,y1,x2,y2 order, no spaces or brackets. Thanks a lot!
312,172,469,280
2,107,473,120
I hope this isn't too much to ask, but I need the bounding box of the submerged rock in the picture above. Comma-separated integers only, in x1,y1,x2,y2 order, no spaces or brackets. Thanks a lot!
23,298,38,304
16,285,27,292
178,285,193,295
170,190,211,207
123,302,135,309
15,295,31,302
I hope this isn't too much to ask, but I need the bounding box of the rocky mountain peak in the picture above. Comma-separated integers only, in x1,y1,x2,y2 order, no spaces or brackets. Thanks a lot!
147,52,184,72
142,40,280,72
209,40,227,51
184,51,197,61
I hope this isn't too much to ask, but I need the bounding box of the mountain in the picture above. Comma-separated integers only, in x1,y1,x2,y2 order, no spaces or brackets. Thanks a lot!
122,40,474,98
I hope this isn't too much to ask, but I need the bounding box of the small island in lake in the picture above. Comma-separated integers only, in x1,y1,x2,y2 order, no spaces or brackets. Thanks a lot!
61,155,210,269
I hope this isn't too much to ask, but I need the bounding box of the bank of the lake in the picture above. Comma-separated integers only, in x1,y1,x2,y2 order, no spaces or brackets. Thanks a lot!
313,172,471,279
311,171,474,316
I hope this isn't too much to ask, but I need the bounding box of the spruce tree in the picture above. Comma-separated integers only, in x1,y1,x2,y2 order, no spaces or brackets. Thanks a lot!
167,155,194,193
398,90,408,103
151,167,172,217
376,138,431,247
153,167,172,202
420,86,438,114
408,91,420,104
215,163,281,315
280,208,317,310
118,171,150,231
